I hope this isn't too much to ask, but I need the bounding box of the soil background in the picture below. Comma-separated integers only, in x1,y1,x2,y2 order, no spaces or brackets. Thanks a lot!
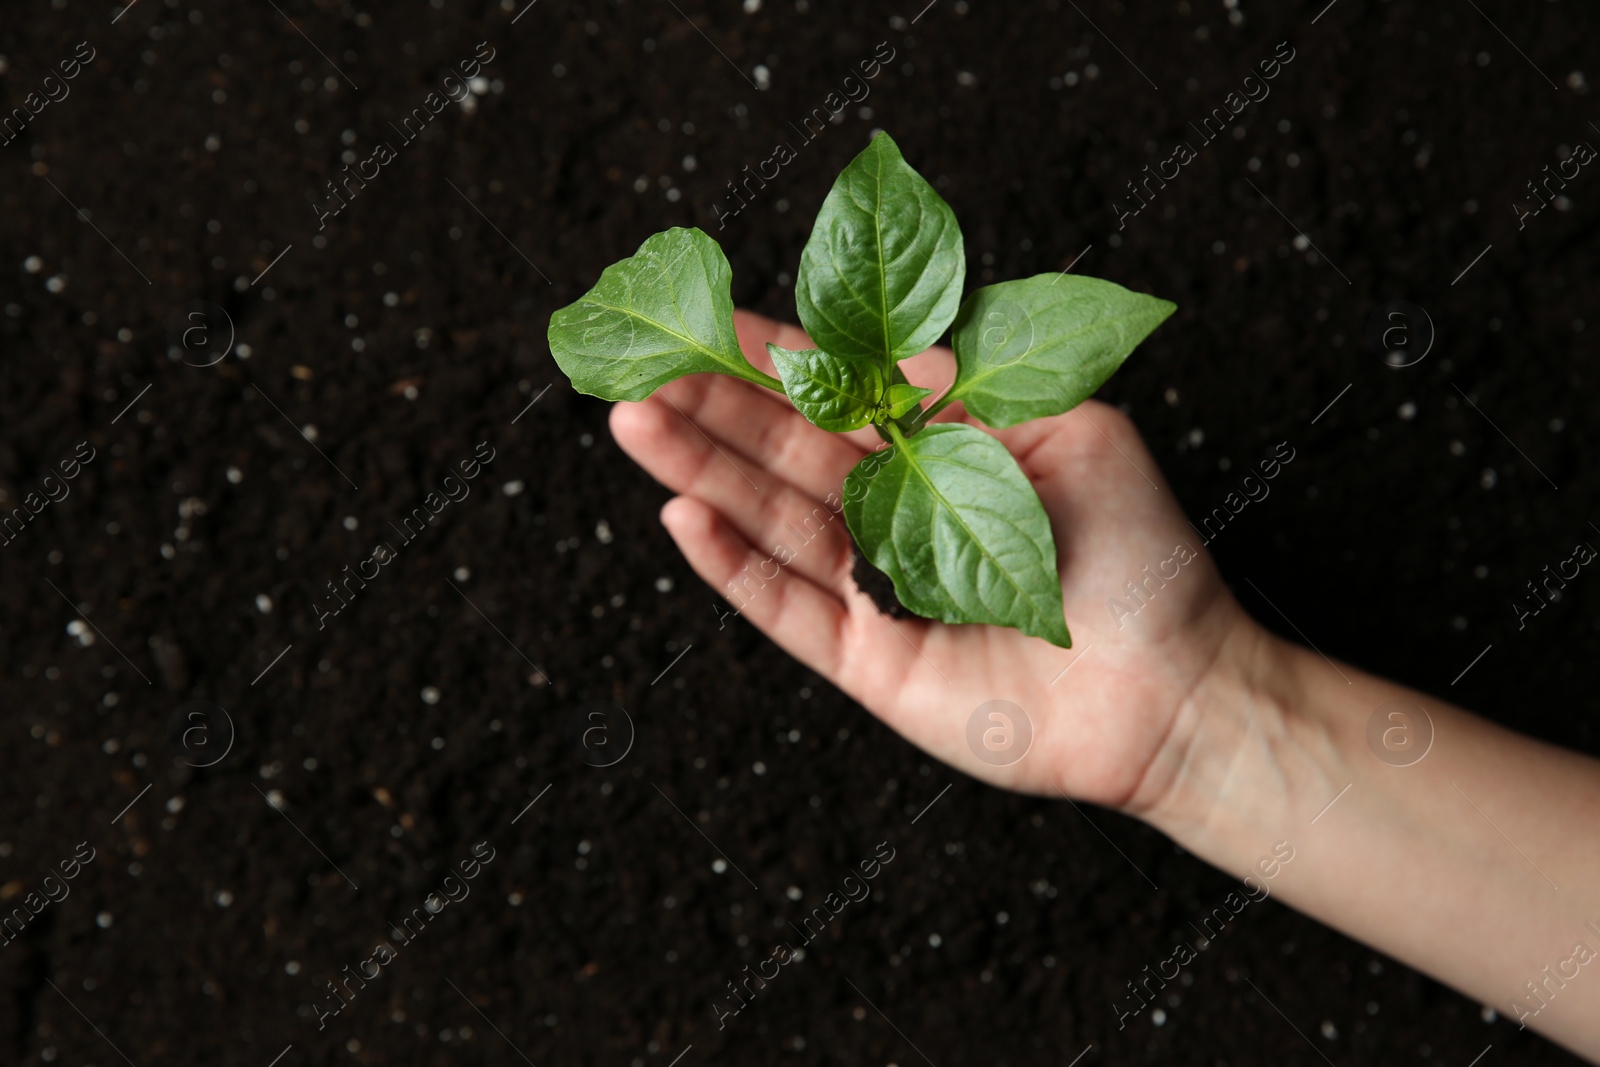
1,1,1597,1065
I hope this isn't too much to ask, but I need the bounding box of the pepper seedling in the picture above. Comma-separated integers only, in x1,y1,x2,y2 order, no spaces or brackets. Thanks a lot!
548,132,1174,646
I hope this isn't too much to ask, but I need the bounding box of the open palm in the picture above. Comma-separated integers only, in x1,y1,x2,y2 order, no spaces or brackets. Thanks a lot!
610,311,1251,814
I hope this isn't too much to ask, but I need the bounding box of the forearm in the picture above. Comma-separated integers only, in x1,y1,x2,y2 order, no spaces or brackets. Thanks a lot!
1139,620,1600,1059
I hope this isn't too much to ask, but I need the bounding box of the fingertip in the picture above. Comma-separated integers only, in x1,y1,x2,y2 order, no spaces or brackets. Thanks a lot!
659,494,709,535
608,397,644,432
1074,397,1141,445
609,397,668,449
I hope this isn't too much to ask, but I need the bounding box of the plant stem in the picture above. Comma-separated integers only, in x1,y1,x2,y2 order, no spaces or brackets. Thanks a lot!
748,368,787,393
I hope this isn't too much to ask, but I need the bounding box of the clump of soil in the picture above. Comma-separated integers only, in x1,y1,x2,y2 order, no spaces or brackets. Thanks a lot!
851,547,909,618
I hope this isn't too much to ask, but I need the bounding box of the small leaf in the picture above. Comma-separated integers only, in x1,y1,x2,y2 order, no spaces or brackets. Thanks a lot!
843,423,1070,647
883,383,933,419
548,227,780,402
796,132,965,373
946,274,1176,428
767,344,885,432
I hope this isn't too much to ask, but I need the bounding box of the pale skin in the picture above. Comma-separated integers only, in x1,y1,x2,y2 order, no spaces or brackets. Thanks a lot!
609,310,1600,1061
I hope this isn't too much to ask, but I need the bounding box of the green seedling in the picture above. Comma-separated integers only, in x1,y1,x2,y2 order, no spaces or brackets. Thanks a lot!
549,132,1174,646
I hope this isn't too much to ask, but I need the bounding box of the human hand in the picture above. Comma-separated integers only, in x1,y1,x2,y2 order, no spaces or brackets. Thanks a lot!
616,314,1600,1060
609,310,1257,815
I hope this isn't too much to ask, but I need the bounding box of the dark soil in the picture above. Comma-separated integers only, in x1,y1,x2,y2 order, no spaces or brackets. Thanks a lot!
852,548,909,619
1,1,1596,1065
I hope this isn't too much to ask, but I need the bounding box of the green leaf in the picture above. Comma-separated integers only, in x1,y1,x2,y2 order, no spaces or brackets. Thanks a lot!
796,132,965,375
767,344,885,432
946,274,1176,428
548,227,781,402
843,423,1070,647
883,383,933,419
